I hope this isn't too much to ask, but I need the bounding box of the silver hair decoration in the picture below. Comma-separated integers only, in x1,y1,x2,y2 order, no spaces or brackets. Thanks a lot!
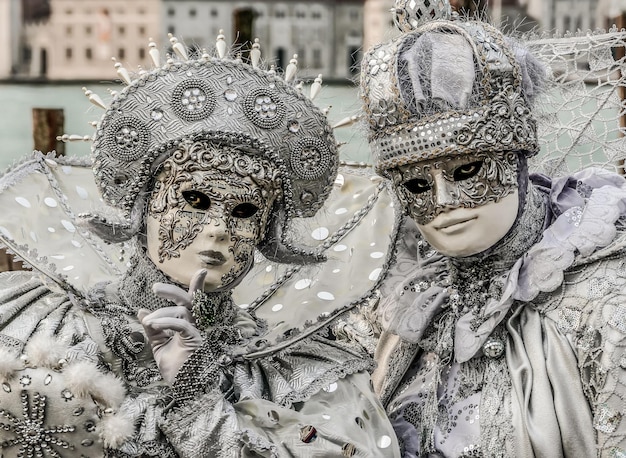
361,0,545,176
77,33,338,263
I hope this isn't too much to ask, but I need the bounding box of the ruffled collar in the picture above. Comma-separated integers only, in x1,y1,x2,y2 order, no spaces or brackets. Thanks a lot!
379,168,626,362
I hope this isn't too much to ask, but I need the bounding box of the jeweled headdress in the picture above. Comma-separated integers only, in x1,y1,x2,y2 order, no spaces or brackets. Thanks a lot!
361,0,545,175
73,33,338,262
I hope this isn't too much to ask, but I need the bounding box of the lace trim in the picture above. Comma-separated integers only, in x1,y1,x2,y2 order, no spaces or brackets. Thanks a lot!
516,170,626,301
478,327,515,458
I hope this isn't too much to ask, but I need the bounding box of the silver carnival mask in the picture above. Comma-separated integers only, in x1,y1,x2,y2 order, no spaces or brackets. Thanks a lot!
389,151,519,225
146,141,280,290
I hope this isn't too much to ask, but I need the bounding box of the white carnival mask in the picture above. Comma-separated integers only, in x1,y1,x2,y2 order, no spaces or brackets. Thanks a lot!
146,141,280,291
390,151,520,257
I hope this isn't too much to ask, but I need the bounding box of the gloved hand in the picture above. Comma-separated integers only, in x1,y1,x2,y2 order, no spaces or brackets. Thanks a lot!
137,269,207,383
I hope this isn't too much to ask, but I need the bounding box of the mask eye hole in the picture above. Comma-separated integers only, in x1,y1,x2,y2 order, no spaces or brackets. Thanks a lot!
182,190,211,210
402,178,431,194
231,202,259,218
453,160,483,181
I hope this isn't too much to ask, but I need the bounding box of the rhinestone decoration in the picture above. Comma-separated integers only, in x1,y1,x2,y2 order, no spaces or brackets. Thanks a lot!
368,49,393,76
243,88,286,129
290,137,332,180
224,88,238,101
393,0,452,32
0,391,76,455
482,337,505,358
171,79,217,122
594,404,622,434
150,109,164,121
105,116,150,162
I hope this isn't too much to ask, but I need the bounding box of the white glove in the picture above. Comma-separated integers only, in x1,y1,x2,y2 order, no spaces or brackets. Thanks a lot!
137,269,207,383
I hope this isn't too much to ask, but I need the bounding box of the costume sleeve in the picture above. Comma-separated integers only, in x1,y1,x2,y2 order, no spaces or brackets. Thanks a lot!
160,371,399,457
573,257,626,456
159,330,400,457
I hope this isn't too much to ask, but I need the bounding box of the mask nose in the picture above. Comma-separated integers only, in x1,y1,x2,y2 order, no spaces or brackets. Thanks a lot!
202,216,229,242
432,173,458,212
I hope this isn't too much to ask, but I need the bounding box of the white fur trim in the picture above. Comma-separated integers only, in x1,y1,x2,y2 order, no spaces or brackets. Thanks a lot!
99,412,135,449
0,347,22,381
64,361,104,397
24,334,66,367
65,361,126,408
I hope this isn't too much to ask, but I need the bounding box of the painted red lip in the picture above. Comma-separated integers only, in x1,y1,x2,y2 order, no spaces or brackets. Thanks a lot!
198,250,226,266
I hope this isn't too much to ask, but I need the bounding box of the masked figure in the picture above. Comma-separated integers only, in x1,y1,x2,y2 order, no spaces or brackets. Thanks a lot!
0,35,399,457
359,1,626,456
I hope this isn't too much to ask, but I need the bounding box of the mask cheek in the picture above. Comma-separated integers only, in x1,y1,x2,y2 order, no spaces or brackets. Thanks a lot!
398,188,436,225
151,209,209,262
229,210,267,244
218,239,255,289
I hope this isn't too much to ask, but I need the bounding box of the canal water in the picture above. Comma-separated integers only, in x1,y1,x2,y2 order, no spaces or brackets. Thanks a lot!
0,82,370,170
1,81,622,175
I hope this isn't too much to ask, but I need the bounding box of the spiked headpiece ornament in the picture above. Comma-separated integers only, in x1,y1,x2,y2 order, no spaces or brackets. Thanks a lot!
75,33,338,262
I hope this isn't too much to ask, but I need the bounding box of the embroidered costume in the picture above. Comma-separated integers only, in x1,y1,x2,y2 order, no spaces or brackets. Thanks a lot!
0,34,399,457
357,1,626,456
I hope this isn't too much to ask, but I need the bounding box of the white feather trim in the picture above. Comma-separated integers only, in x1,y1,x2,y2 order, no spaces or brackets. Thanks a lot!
0,347,22,381
24,334,66,367
65,361,126,408
99,412,135,449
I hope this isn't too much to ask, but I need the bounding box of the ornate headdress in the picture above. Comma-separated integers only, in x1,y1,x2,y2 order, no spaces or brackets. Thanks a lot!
361,0,545,175
75,33,338,262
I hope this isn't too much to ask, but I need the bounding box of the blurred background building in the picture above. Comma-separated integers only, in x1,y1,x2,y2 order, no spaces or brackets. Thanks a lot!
1,0,625,82
1,0,364,81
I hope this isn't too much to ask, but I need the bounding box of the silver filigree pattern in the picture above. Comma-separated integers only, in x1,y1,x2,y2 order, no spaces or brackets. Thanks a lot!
105,116,151,162
148,139,279,289
243,88,286,129
389,151,519,225
171,79,217,122
91,48,338,223
290,137,333,180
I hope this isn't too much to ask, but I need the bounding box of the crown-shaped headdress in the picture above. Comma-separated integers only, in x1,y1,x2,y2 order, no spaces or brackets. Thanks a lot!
361,0,543,175
72,33,338,262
